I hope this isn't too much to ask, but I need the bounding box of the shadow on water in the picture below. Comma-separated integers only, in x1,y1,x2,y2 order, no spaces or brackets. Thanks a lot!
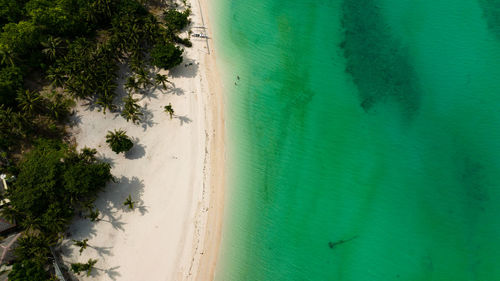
340,0,420,119
478,0,500,40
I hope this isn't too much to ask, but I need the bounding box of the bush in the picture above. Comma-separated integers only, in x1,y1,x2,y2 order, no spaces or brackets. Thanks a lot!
163,9,191,32
8,259,50,281
7,140,112,234
0,0,23,26
0,66,24,107
0,21,41,55
150,42,183,70
106,129,133,154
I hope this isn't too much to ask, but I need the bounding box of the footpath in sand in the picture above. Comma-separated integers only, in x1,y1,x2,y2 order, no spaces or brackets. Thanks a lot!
61,0,224,280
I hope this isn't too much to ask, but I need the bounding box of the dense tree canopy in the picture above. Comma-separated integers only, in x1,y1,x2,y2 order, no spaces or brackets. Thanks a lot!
0,66,23,106
8,259,50,281
163,8,190,32
151,42,183,70
0,0,24,26
7,140,112,235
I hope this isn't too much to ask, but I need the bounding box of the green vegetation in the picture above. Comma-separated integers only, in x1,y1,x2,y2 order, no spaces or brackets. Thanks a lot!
7,141,112,232
106,129,134,154
73,238,89,254
164,103,174,119
8,259,50,281
155,73,170,89
0,0,192,278
151,42,184,70
71,258,98,276
87,208,101,222
122,94,143,124
123,194,135,210
163,8,191,32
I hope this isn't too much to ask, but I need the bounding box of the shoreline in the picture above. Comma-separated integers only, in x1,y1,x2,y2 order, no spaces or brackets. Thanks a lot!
61,0,225,279
195,0,226,279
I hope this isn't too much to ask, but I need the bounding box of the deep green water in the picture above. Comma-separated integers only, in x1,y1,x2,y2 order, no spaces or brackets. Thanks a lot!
212,0,500,280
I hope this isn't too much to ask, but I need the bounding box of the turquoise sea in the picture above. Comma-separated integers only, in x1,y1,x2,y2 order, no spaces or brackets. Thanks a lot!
212,0,500,280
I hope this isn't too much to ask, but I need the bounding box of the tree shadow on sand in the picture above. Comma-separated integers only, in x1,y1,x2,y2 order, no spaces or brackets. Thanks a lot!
164,85,185,96
169,58,199,79
175,115,192,126
140,103,156,131
90,266,121,280
125,139,146,160
106,176,148,216
66,175,148,243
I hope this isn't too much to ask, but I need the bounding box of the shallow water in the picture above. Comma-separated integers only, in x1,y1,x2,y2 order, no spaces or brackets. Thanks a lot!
213,0,500,280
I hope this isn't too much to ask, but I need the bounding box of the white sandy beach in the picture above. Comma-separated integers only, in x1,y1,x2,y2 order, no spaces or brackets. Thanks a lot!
61,0,225,280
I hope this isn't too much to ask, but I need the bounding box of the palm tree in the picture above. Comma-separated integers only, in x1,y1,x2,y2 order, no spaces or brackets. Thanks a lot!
124,76,140,94
20,215,41,234
47,67,66,88
154,73,170,90
106,129,133,154
15,234,54,263
46,90,73,121
164,103,174,119
135,67,151,89
40,214,68,236
72,239,89,254
71,258,98,276
16,90,43,116
121,94,143,124
96,91,116,114
123,195,135,210
87,208,100,222
0,48,16,66
0,206,23,224
41,36,63,61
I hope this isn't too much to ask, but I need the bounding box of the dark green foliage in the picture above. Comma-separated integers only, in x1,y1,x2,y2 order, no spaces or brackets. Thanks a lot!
25,0,90,36
0,66,23,106
121,94,142,124
0,105,28,151
6,140,112,235
87,208,100,221
8,259,50,281
14,234,53,263
164,103,174,119
150,42,183,70
71,259,97,276
0,21,41,64
163,9,190,32
154,73,170,89
175,36,192,47
0,0,23,26
72,238,89,254
16,89,43,116
123,194,134,209
106,129,133,154
45,90,74,121
53,38,119,100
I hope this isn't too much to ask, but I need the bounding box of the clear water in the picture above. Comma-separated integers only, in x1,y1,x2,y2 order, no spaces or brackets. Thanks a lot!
212,0,500,280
